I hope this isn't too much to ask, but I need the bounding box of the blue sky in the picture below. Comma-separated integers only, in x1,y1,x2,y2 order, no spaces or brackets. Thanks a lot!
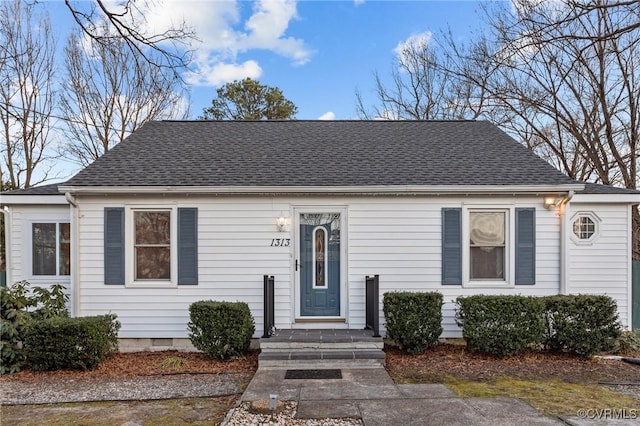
44,0,488,120
34,0,490,181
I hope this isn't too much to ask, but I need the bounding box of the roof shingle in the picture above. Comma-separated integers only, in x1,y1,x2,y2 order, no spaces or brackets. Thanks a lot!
65,120,579,188
1,183,62,195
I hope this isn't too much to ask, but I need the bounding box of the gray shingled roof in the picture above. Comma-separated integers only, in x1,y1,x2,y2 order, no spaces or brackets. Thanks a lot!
65,120,579,188
578,182,639,194
1,183,63,195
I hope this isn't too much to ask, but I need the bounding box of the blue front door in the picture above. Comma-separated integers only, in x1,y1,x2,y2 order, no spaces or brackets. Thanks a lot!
299,213,341,316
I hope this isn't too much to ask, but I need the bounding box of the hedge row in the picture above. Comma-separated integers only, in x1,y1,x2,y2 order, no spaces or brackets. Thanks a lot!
543,295,621,357
383,291,443,353
456,294,621,357
455,295,545,356
1,281,121,373
24,314,121,370
188,300,255,359
1,281,70,373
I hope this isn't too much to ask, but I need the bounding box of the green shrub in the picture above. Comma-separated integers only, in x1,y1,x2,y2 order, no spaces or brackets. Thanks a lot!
456,295,545,357
188,301,255,359
542,295,621,357
613,330,640,355
383,291,443,353
24,314,120,371
1,281,33,373
30,283,69,320
0,281,69,374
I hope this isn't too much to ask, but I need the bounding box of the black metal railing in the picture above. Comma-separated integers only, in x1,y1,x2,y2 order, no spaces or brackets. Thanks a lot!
263,275,275,338
365,274,380,337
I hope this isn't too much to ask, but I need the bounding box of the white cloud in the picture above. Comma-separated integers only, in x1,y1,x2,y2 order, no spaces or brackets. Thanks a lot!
240,0,309,64
185,58,262,86
137,0,312,86
144,1,241,51
318,111,335,120
394,31,432,59
354,0,365,5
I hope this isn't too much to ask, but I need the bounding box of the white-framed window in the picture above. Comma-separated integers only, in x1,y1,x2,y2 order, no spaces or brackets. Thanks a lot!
134,210,171,280
126,207,176,286
443,206,535,287
32,222,70,276
469,211,506,280
104,206,197,286
463,207,513,287
570,211,601,244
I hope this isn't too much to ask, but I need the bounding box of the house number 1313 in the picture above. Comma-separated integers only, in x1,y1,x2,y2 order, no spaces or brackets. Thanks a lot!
270,238,291,247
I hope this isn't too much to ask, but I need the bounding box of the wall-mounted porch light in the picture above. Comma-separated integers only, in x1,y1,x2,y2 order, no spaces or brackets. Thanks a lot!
276,215,288,232
543,196,561,210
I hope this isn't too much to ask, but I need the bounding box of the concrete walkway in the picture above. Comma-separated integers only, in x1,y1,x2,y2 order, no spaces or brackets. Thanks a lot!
239,367,565,425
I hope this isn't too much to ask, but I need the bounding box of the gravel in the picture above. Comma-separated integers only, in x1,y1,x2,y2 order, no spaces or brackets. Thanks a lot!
0,373,252,405
223,401,363,426
605,384,640,401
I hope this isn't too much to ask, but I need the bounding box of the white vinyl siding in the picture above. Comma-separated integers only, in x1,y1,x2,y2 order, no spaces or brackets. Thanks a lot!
66,196,629,338
74,195,563,339
4,205,72,310
568,202,632,328
348,198,560,338
77,196,292,338
7,192,633,341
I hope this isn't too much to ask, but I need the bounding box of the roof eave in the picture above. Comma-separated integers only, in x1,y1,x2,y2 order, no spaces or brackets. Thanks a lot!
58,184,585,196
0,194,68,205
572,193,640,203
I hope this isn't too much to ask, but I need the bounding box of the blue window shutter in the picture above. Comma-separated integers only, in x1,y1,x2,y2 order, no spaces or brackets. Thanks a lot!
178,208,198,285
515,208,536,285
104,207,124,285
442,208,462,285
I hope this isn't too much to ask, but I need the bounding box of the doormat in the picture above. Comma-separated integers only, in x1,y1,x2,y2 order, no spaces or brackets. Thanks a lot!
284,369,342,380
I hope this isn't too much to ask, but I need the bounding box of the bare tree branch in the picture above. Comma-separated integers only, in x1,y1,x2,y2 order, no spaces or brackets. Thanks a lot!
60,29,188,166
357,0,639,256
0,0,57,188
63,0,195,80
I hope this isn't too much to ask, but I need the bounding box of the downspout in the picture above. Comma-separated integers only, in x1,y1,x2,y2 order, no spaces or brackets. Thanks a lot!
1,206,12,287
65,192,79,317
559,190,574,295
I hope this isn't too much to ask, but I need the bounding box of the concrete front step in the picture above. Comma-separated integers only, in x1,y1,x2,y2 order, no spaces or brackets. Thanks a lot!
261,329,382,345
258,349,385,368
261,341,383,351
258,329,385,368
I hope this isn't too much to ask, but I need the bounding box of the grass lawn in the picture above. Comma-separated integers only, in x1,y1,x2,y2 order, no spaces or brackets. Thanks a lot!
443,376,638,416
385,343,640,417
2,344,639,423
0,396,237,426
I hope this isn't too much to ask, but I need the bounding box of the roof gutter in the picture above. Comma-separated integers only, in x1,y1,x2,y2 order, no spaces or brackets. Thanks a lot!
1,206,11,287
58,184,585,196
64,192,79,317
559,190,574,295
64,192,78,207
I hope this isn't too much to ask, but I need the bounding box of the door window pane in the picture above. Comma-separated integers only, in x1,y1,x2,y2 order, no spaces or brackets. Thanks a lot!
33,223,56,275
134,211,171,280
314,227,327,287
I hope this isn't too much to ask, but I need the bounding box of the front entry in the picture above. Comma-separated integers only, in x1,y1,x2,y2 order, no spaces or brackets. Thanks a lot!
297,212,342,317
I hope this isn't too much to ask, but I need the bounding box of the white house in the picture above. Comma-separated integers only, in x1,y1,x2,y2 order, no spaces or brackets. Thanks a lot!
2,120,638,350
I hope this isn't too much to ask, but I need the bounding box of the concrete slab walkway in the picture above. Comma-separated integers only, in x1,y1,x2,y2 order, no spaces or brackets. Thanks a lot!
238,367,565,425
